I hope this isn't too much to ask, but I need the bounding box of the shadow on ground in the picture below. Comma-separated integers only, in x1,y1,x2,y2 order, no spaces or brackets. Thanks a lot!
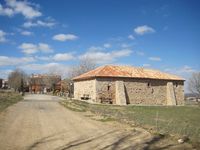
26,129,184,150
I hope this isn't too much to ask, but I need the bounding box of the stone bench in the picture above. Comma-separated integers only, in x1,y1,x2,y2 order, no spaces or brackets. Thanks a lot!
81,94,90,100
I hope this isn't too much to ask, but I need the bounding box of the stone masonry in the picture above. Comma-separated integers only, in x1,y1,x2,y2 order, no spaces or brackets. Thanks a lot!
73,77,184,105
115,80,127,105
73,65,185,105
74,79,96,100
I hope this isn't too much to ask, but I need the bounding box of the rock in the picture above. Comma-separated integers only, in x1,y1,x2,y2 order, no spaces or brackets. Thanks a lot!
178,136,189,144
178,138,184,144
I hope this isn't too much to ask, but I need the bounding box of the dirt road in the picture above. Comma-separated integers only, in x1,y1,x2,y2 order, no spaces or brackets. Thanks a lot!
0,94,152,150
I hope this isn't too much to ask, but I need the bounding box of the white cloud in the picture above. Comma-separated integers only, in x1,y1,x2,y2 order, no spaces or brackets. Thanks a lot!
88,46,104,52
0,69,12,79
103,43,111,48
164,65,198,93
0,55,35,66
164,65,197,77
80,52,110,64
19,43,53,54
34,53,74,62
21,63,58,71
53,53,75,61
20,31,32,36
149,57,161,61
35,56,51,61
113,49,132,57
21,63,70,77
176,65,196,73
53,34,78,41
0,0,42,19
23,20,56,28
0,29,7,42
38,43,53,53
134,25,155,35
143,64,151,67
19,43,38,54
128,35,135,40
79,49,132,64
0,4,14,16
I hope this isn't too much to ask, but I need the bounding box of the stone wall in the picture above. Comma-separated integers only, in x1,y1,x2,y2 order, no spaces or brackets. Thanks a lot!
124,78,184,105
115,80,127,105
74,77,184,105
124,78,167,105
167,82,177,105
96,78,116,104
74,79,96,100
173,81,184,105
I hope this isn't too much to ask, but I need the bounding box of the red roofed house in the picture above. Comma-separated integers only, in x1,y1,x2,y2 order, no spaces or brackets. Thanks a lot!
30,74,61,93
73,65,185,105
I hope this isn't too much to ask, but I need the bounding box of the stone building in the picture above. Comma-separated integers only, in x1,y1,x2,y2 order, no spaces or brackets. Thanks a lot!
73,65,185,105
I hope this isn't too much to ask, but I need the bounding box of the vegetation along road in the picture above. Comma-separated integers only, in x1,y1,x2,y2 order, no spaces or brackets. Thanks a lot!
0,94,195,150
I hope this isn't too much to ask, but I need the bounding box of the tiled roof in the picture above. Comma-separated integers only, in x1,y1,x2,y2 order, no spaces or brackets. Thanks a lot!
73,65,184,81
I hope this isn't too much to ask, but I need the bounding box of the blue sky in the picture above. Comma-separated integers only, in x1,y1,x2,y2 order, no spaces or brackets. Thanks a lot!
0,0,199,89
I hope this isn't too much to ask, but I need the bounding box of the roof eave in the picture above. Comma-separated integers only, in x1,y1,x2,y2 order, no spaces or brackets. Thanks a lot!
73,76,185,81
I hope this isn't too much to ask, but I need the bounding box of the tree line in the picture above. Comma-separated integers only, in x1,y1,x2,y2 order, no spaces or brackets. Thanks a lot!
7,58,97,94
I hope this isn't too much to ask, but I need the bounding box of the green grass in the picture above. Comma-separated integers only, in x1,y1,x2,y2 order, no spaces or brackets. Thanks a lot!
0,90,23,112
61,99,200,143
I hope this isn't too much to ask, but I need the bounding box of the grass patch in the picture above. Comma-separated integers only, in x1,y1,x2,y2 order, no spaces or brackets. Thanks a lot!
61,99,200,144
0,90,23,112
97,117,116,122
60,101,87,112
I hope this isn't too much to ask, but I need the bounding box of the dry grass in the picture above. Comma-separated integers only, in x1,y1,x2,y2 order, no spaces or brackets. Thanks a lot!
0,90,23,112
61,99,200,145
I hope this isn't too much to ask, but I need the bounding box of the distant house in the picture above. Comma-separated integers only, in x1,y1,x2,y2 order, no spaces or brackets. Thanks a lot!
1,79,8,89
73,65,185,105
29,74,61,93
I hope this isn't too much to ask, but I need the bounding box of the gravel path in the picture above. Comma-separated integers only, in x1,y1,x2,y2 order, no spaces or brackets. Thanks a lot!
0,94,152,150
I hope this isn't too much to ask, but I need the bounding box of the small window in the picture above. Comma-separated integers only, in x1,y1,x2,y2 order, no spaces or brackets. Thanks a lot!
147,82,151,87
107,85,111,91
175,83,178,87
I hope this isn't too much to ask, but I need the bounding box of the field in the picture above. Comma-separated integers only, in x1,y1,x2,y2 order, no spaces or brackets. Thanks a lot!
0,90,23,112
61,99,200,145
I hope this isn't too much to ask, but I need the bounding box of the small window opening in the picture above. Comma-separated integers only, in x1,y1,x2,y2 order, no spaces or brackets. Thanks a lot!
107,84,111,91
175,82,178,87
147,82,151,87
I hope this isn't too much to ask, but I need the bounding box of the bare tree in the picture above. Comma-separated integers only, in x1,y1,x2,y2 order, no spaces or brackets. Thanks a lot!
66,57,97,97
8,69,27,92
46,75,61,92
68,57,97,79
29,74,61,93
188,72,200,101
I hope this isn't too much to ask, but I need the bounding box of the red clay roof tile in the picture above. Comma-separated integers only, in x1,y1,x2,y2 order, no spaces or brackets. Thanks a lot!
73,65,184,81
